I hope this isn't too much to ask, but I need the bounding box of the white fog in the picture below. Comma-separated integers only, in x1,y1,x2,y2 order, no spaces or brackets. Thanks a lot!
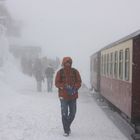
4,0,140,86
0,0,140,139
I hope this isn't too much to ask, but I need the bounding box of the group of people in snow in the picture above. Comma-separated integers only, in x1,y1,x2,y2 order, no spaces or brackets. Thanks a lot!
32,56,82,137
32,58,55,92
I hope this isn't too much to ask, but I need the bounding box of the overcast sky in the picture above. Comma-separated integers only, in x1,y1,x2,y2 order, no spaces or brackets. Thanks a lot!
5,0,140,86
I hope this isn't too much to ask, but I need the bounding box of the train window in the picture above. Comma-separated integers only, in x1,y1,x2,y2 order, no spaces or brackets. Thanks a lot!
101,55,104,75
104,54,106,76
103,55,105,75
93,58,97,72
114,51,118,78
93,59,95,72
119,50,123,79
125,48,130,81
90,59,93,72
107,54,109,76
110,53,113,76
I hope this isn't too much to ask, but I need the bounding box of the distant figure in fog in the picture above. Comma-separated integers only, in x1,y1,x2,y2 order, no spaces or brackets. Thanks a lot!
33,58,44,92
45,65,55,92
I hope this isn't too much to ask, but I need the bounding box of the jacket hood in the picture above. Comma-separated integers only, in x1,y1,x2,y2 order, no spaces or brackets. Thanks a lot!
62,57,72,66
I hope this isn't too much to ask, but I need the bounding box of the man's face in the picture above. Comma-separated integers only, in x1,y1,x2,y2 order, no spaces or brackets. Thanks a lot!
64,61,71,67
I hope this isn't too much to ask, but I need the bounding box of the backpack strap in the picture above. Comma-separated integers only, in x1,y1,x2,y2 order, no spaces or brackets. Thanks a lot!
71,68,77,83
60,68,65,82
60,68,77,82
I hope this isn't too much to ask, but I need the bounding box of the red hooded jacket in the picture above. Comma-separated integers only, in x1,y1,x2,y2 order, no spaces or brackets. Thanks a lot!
55,57,82,100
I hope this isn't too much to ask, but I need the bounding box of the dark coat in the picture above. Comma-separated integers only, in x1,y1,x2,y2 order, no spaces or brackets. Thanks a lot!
45,67,54,78
33,59,44,81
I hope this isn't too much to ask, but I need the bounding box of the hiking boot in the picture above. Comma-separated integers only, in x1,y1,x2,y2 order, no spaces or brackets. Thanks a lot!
68,129,71,134
63,132,69,137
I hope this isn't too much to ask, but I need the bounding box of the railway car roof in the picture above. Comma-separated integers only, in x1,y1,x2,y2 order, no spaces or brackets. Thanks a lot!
90,29,140,56
102,29,140,51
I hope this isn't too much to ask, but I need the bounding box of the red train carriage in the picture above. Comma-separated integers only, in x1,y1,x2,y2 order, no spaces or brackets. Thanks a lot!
90,30,140,126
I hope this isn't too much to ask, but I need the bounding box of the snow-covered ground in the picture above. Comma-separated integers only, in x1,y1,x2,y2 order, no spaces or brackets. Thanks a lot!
0,61,129,140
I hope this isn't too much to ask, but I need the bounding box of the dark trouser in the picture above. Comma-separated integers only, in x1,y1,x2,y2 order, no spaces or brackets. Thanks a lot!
47,77,53,92
37,81,42,92
60,99,77,133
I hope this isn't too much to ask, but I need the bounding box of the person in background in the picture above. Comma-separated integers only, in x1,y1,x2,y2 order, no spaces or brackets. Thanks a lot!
45,65,55,92
55,57,82,136
32,58,44,92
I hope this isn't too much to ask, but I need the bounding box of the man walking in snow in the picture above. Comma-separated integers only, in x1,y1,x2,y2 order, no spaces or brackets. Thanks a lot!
32,58,44,92
45,65,55,92
55,57,82,136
